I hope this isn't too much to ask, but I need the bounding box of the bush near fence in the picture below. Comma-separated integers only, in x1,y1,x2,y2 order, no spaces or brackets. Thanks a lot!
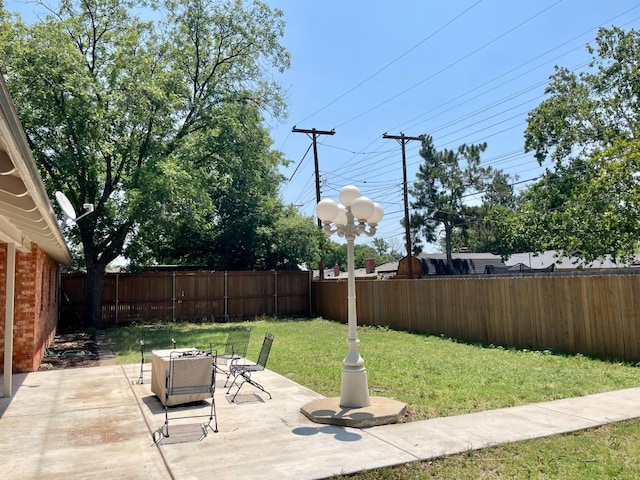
313,271,640,363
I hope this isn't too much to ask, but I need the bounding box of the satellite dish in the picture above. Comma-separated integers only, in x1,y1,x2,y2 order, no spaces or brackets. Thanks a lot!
55,191,77,220
55,191,94,222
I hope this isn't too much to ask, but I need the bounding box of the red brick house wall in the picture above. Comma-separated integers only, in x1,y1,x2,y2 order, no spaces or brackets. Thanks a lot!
0,243,59,373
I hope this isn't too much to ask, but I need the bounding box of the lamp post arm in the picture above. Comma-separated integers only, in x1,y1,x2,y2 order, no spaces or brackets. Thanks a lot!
361,224,378,237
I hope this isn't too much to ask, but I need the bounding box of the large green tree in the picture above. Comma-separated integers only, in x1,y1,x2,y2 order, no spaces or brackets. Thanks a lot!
0,0,290,326
514,26,640,263
124,102,324,271
410,135,493,269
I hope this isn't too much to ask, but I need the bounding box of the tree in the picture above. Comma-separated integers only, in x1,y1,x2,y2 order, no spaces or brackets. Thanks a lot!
322,240,380,272
497,141,640,262
259,206,324,271
520,26,640,263
0,0,290,326
372,237,390,256
410,135,492,269
445,170,517,254
371,237,403,263
124,101,319,271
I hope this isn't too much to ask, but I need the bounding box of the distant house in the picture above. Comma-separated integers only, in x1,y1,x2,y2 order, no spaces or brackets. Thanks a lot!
376,261,399,278
394,250,640,278
396,252,507,277
504,250,640,272
314,258,383,280
0,77,72,397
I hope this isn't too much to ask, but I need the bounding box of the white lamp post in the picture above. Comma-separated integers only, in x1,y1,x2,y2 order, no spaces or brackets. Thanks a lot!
316,185,384,408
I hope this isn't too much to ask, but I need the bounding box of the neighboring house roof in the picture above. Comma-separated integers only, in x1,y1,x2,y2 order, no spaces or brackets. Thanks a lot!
505,251,640,270
0,77,71,265
416,252,506,275
376,261,399,273
314,261,397,280
315,250,640,280
314,268,378,280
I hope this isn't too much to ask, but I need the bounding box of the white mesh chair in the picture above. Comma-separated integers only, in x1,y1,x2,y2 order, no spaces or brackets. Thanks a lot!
152,350,218,444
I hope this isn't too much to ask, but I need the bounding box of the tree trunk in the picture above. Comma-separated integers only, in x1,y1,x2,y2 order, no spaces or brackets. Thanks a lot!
85,261,106,329
445,223,454,272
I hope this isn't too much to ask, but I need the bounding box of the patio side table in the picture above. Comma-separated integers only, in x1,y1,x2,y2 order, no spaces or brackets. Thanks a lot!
151,348,213,406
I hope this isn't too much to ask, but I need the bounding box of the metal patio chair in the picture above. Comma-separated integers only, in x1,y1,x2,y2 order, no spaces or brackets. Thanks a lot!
152,349,218,444
214,325,251,383
138,324,176,384
226,333,274,402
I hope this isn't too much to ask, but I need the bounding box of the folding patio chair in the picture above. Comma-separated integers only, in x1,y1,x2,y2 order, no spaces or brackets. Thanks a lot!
226,333,274,402
214,326,251,383
152,349,218,444
138,324,176,384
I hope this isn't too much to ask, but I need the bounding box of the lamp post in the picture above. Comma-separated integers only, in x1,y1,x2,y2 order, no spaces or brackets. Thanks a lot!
316,185,384,408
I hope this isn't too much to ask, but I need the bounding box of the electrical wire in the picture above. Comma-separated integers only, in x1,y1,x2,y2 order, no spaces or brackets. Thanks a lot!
293,0,485,126
333,0,565,129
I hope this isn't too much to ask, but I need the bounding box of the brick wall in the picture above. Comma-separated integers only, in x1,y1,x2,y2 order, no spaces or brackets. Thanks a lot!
0,243,59,373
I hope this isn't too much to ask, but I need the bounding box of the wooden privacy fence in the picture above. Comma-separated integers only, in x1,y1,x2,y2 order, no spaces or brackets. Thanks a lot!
61,270,312,327
313,273,640,363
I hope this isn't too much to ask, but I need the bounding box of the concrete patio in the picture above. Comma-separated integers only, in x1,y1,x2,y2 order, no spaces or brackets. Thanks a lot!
2,360,640,479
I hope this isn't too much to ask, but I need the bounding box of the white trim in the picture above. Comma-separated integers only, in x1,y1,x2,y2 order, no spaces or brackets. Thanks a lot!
3,242,15,398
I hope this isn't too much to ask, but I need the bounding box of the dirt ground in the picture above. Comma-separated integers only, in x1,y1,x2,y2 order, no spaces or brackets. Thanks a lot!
38,332,101,371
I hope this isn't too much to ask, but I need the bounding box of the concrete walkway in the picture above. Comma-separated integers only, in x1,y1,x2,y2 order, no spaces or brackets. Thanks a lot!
1,361,640,479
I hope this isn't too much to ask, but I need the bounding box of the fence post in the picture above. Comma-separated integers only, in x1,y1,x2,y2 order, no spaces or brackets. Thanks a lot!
274,270,278,316
224,271,228,321
115,273,119,325
309,271,312,317
172,271,176,322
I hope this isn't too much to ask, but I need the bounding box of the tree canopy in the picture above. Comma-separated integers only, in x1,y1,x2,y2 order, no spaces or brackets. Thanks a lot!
321,238,400,273
410,135,496,267
0,0,302,325
505,26,640,263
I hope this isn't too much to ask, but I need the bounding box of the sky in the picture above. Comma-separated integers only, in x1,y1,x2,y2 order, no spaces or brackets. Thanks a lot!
5,0,640,255
262,0,640,253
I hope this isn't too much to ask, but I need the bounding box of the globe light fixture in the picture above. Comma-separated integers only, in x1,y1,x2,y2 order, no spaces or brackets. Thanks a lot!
314,185,383,408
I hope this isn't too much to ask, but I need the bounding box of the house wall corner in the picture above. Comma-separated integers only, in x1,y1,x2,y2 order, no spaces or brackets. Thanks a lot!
0,243,59,374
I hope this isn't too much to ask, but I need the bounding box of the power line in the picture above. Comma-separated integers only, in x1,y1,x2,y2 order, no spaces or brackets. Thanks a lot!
293,0,485,126
291,127,336,211
333,0,565,129
285,141,313,184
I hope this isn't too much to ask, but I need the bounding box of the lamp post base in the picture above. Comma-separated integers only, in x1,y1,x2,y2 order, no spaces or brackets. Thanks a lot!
340,365,371,408
301,396,407,428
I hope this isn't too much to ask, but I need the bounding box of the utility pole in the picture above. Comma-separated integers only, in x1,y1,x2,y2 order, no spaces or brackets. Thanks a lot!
292,126,335,279
382,132,424,279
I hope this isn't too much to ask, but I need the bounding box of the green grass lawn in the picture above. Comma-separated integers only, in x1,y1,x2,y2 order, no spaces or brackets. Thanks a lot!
106,317,640,478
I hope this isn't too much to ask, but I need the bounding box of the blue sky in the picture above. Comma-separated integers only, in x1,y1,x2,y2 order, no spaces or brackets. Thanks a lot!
264,0,640,252
5,0,640,254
